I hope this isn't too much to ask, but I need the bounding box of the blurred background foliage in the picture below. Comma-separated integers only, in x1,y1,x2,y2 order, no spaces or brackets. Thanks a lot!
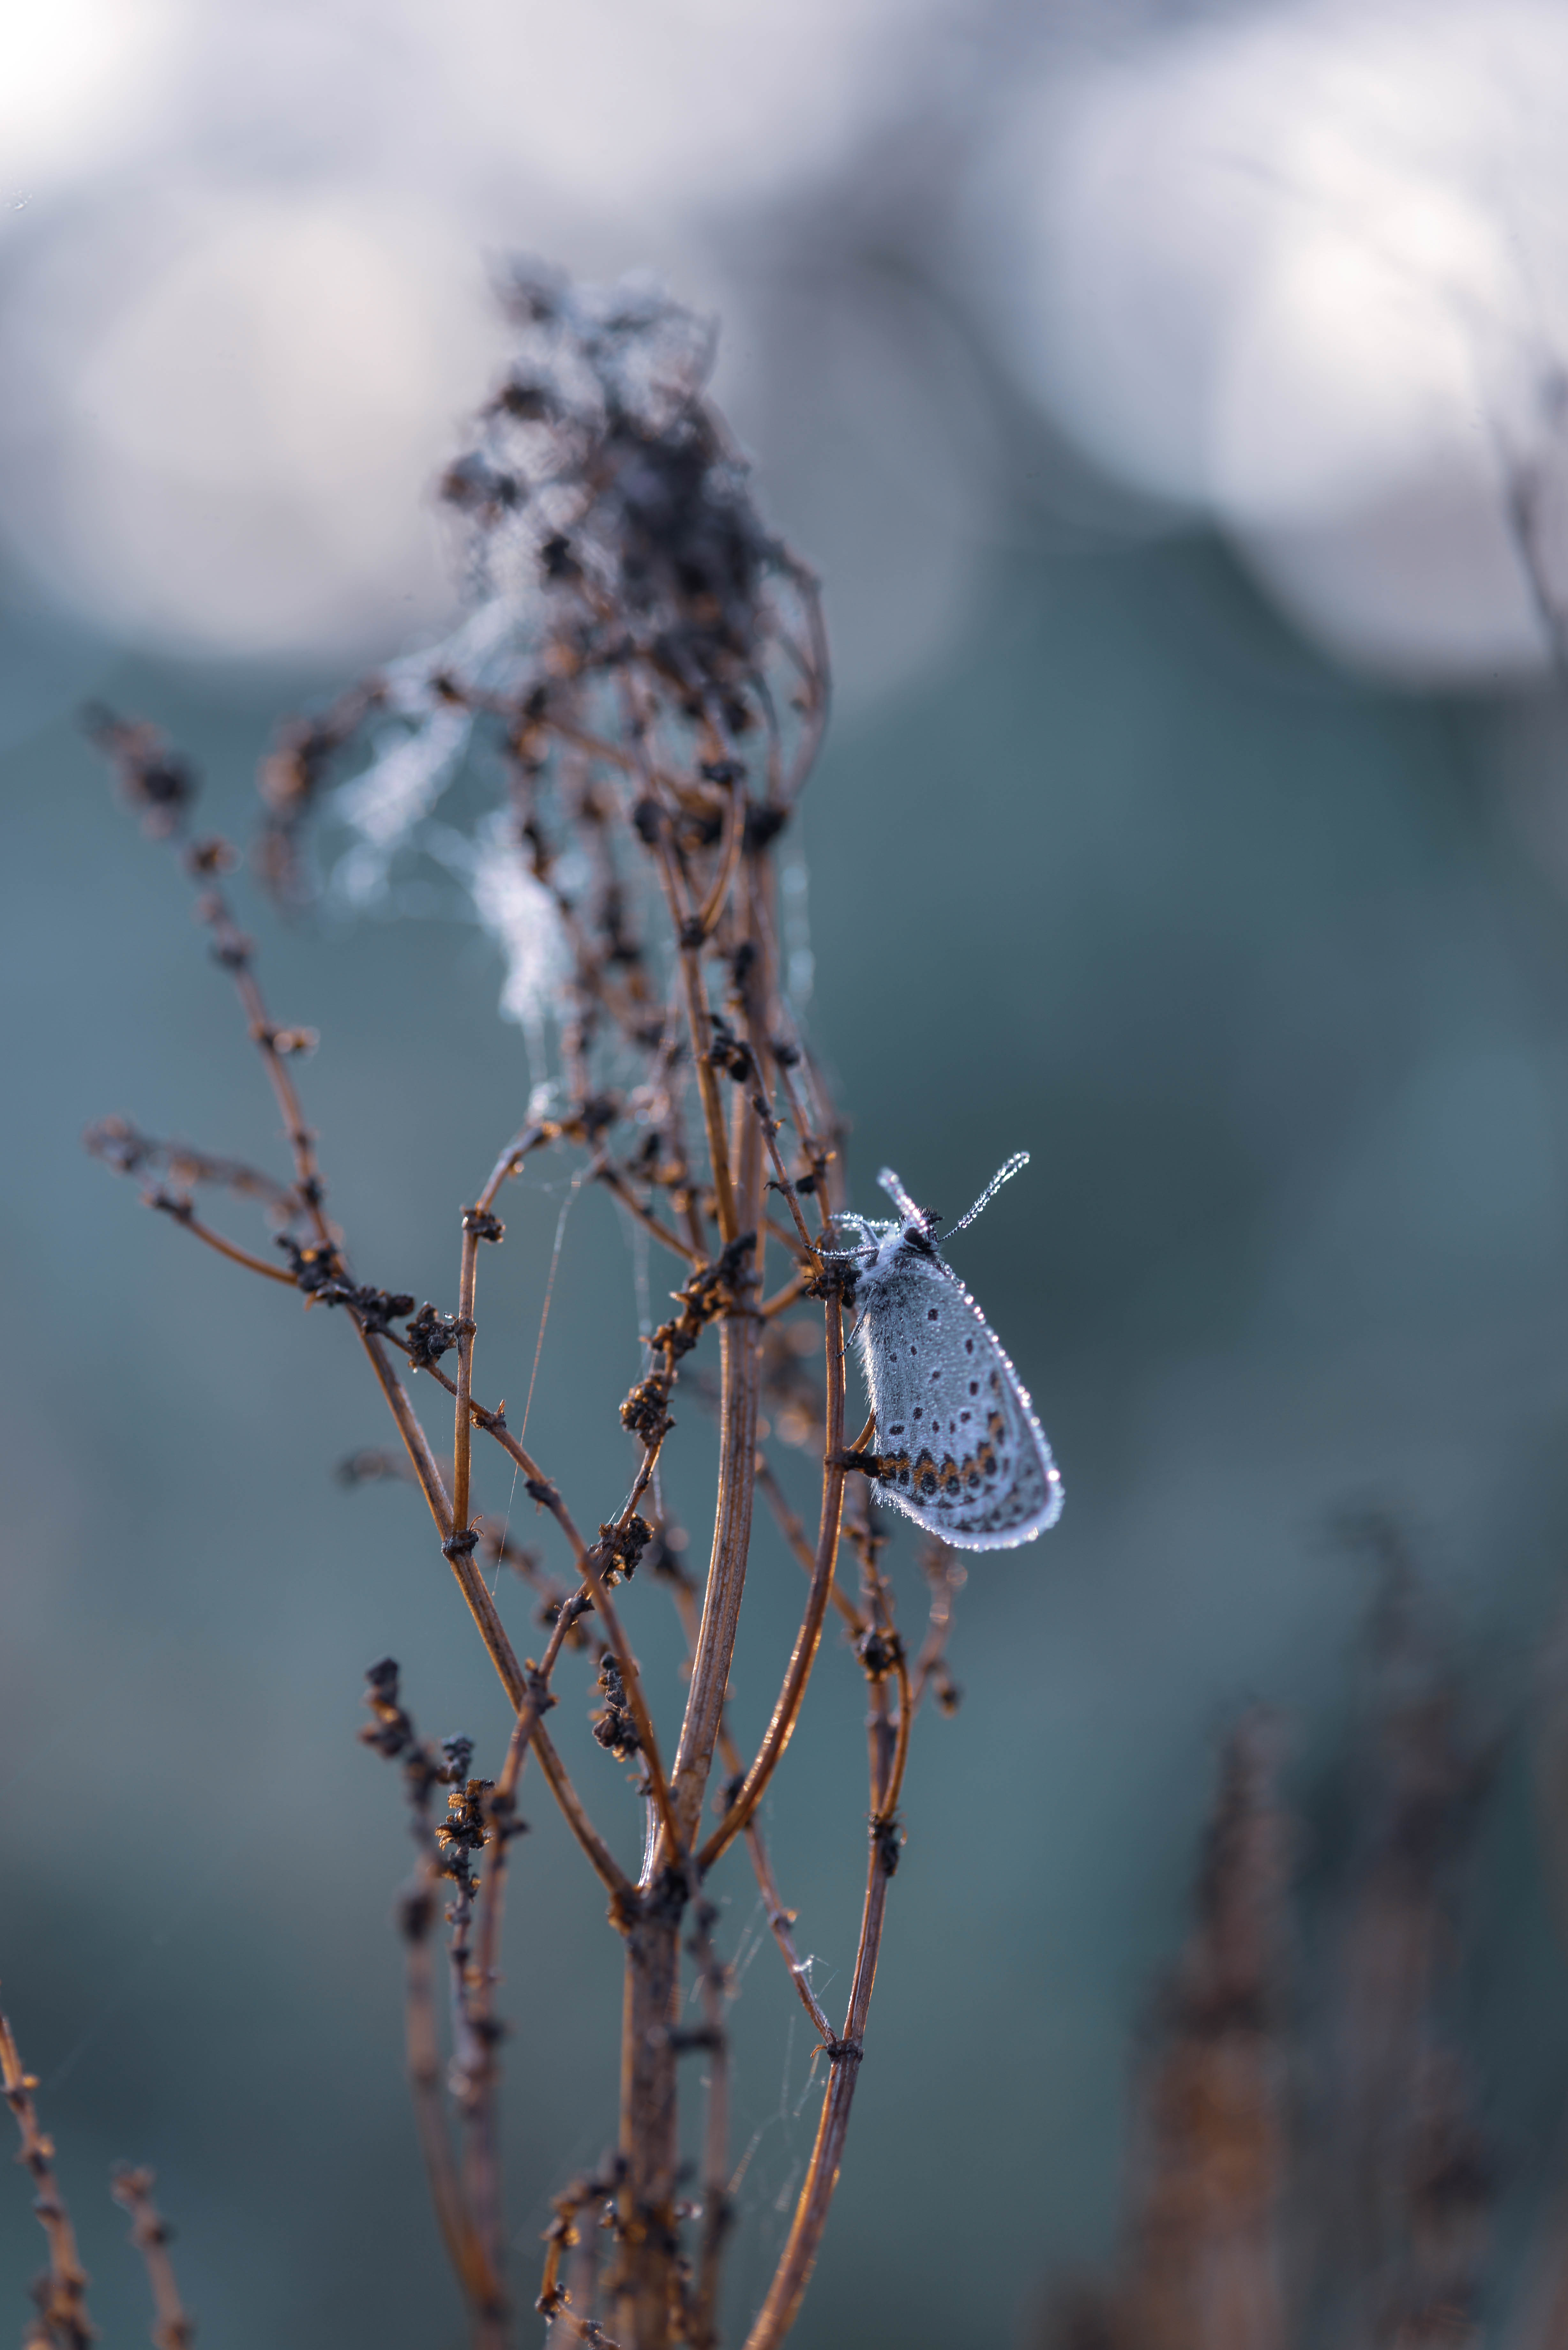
8,3,1568,2345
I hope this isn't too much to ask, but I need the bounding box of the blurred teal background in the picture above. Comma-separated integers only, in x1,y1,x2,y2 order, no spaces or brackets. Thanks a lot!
8,5,1568,2345
9,517,1568,2344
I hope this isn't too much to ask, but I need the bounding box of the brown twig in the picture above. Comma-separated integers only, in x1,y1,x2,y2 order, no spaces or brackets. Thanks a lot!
535,1724,635,1899
360,1666,508,2342
685,1898,733,2350
141,1192,300,1285
1,2001,96,2350
110,2166,195,2350
909,1539,966,1718
655,1537,837,2050
85,1115,301,1216
741,1805,893,2350
698,1316,852,1873
758,1270,812,1319
595,1162,703,1265
755,1453,864,1635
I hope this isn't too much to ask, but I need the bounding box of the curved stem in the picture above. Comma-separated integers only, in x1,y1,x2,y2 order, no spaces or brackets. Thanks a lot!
357,1330,527,1710
403,1850,509,2338
1,2006,95,2350
697,1296,847,1873
149,1200,299,1284
595,1161,703,1265
741,1840,890,2350
452,1216,479,1552
754,1454,864,1636
534,1725,634,1899
667,1230,766,1855
579,1549,683,1865
110,2166,196,2350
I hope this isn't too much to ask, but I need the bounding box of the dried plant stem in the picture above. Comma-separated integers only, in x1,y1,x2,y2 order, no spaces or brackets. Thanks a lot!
580,1551,683,1863
449,1123,549,1560
456,1599,587,2297
864,1560,912,1827
147,1198,298,1284
611,935,766,2345
534,1725,635,1898
595,1162,702,1265
758,1271,811,1319
110,2166,195,2350
667,1245,767,1849
722,1729,835,2046
404,1856,508,2339
83,294,917,2347
452,1216,480,1549
551,2316,625,2350
754,1453,864,1635
742,1484,906,2350
688,1899,733,2350
657,1542,838,2050
356,1331,529,1710
693,775,745,938
742,1836,892,2350
447,1887,504,2311
1,2004,96,2350
672,919,738,1246
612,1909,682,2350
748,1093,818,1266
698,1300,848,1873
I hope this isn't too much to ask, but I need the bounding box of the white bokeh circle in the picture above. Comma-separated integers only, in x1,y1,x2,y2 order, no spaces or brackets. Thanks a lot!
0,186,505,661
984,0,1568,682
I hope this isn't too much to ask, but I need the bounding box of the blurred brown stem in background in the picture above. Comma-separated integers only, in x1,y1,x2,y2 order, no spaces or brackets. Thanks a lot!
1037,1520,1506,2350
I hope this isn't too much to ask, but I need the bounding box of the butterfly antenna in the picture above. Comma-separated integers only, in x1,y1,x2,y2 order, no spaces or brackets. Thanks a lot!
876,1166,928,1227
950,1151,1030,1234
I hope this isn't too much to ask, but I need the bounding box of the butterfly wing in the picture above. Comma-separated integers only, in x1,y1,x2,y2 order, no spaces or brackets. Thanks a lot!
853,1242,1062,1550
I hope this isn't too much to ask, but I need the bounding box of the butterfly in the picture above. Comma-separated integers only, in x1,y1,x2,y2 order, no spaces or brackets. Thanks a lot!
828,1154,1063,1550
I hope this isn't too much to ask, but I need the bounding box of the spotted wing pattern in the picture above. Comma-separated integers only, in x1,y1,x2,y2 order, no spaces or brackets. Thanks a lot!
851,1232,1062,1550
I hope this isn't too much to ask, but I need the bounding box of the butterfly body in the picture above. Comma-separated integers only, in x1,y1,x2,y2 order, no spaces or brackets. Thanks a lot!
835,1159,1063,1551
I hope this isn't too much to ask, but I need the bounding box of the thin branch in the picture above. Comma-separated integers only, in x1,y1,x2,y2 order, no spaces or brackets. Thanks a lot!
748,1089,819,1266
759,1271,812,1319
454,1608,585,2295
744,1467,898,2350
452,1212,481,1554
85,1115,300,1216
454,1117,553,1586
656,1538,836,2045
723,1733,835,2046
361,1667,508,2341
667,1143,767,1852
754,1454,864,1636
1,2003,96,2350
686,1896,733,2350
534,1725,634,1899
909,1541,966,1719
475,1123,550,1216
143,1193,299,1285
692,772,745,939
416,1361,595,1569
676,929,739,1247
356,1331,528,1710
595,1162,702,1265
741,1839,891,2350
404,1849,508,2335
110,2166,195,2350
577,1548,684,1864
697,1306,850,1873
